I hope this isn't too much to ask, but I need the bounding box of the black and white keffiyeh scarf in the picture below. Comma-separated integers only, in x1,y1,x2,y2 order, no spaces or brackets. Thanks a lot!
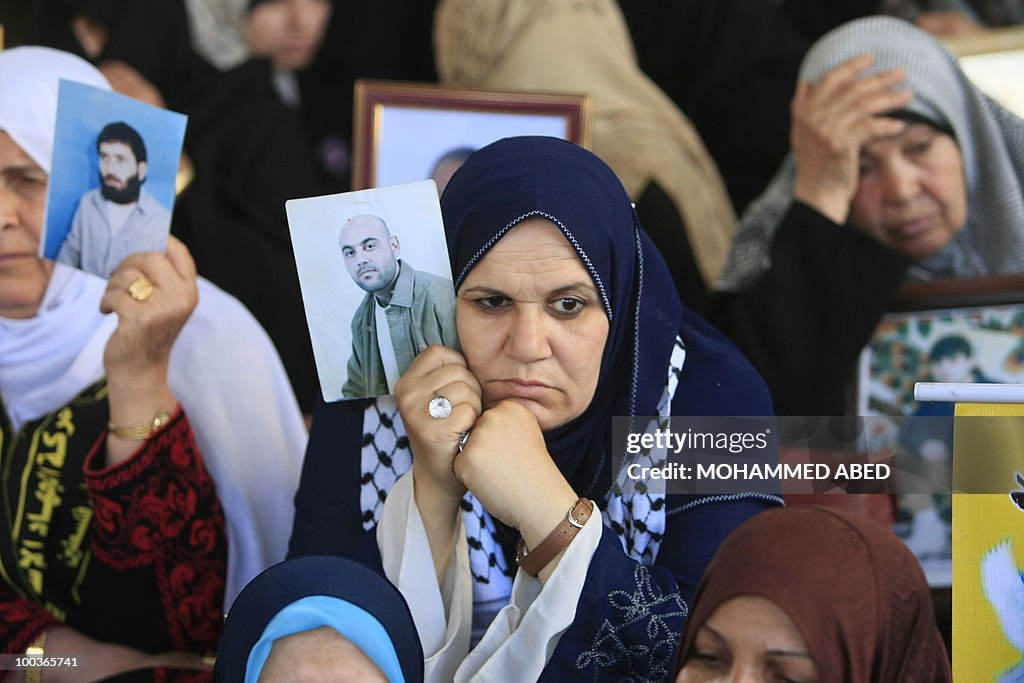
358,336,687,629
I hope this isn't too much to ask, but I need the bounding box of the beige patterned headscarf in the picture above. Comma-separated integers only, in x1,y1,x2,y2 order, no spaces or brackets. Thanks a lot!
434,0,737,286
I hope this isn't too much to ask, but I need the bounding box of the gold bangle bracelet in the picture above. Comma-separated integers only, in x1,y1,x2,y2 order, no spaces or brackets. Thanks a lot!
24,629,47,683
108,409,172,440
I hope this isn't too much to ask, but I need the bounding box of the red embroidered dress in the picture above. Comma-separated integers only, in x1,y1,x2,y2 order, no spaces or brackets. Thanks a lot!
0,380,227,681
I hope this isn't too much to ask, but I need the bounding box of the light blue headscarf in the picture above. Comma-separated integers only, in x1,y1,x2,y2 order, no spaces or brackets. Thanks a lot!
245,595,405,682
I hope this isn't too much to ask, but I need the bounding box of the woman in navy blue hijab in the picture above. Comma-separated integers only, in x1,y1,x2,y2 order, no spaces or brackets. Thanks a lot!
290,136,779,681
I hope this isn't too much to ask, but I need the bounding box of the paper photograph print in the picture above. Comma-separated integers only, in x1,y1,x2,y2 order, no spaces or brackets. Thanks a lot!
287,180,459,402
41,79,187,278
375,109,569,193
857,302,1024,586
859,303,1024,419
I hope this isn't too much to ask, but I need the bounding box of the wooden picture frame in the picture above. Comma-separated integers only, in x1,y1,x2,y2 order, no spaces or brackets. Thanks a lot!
352,80,593,191
857,275,1024,418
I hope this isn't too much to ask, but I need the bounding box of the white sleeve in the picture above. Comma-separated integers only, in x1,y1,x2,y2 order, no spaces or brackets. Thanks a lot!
455,506,603,682
377,472,473,683
169,278,308,609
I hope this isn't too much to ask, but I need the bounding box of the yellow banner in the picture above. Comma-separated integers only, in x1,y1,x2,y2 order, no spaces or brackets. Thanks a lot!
952,402,1024,681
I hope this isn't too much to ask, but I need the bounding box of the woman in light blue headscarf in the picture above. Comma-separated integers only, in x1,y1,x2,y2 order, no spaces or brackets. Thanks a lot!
216,555,423,683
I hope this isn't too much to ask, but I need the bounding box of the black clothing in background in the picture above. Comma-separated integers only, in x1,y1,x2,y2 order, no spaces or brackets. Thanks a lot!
616,0,808,214
634,182,708,312
27,0,214,115
26,0,324,412
170,59,323,413
298,0,440,192
780,0,879,42
0,0,32,47
708,202,911,416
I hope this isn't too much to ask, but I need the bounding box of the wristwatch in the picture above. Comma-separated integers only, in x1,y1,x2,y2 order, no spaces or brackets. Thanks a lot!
516,498,594,577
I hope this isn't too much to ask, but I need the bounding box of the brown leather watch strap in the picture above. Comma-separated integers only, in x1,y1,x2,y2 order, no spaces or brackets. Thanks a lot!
516,498,594,577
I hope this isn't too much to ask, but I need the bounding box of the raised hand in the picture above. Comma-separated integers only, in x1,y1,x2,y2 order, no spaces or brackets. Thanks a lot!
101,236,198,381
455,401,578,582
791,54,912,225
100,236,197,465
395,345,482,580
396,345,483,502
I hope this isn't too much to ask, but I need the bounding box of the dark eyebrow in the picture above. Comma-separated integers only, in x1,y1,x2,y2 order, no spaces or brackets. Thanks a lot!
460,281,597,298
698,625,727,643
766,650,814,659
1,164,46,178
549,283,597,298
340,237,381,251
700,625,811,659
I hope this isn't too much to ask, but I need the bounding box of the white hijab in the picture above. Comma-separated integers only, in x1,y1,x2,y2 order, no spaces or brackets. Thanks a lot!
184,0,252,71
0,46,307,607
718,17,1024,290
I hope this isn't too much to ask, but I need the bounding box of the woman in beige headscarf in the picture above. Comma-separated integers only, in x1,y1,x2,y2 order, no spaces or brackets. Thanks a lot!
434,0,736,309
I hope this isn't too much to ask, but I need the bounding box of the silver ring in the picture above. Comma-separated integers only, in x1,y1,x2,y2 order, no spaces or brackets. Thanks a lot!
428,394,453,420
457,430,470,453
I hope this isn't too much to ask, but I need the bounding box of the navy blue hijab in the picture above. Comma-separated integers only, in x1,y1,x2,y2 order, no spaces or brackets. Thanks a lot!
440,136,683,499
215,556,424,682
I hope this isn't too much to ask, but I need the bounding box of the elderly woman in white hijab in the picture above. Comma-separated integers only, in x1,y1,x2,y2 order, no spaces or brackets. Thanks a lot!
0,47,306,681
711,16,1024,416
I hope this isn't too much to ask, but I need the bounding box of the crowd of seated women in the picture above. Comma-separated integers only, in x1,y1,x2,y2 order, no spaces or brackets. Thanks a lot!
2,0,1022,680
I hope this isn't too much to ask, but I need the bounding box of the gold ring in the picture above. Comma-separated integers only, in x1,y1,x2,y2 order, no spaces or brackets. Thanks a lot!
127,275,156,302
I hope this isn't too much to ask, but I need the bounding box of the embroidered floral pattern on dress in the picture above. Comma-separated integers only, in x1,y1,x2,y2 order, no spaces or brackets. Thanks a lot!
85,413,226,651
574,564,688,682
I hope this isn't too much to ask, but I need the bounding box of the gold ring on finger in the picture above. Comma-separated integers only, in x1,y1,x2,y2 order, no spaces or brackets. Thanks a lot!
128,275,156,302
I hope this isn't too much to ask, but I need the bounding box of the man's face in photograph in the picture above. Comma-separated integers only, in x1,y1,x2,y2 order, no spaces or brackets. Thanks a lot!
339,216,400,294
98,140,146,204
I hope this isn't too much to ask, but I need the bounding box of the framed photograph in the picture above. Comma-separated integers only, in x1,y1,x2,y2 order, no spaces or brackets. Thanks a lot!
286,180,459,403
41,80,187,279
856,274,1024,586
352,80,593,191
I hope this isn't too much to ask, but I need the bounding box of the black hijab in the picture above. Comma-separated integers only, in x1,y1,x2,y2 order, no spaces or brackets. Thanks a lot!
216,555,424,682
